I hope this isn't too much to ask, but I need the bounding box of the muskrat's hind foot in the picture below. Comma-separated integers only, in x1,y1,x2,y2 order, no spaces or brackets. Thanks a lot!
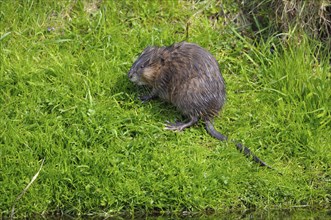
165,117,198,131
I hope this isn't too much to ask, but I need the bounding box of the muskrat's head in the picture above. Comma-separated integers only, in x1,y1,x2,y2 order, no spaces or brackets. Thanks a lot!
128,46,165,86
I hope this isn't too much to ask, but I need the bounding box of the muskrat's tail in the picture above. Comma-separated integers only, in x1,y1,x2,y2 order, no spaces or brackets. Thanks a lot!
205,120,274,169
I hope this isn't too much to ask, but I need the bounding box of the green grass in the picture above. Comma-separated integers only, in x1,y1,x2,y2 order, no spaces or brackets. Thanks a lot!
1,0,330,218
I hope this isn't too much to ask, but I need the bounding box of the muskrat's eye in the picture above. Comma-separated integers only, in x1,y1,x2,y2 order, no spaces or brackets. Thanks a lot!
140,65,144,69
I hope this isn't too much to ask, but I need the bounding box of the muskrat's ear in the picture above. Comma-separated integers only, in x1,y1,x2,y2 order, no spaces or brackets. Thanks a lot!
159,50,170,65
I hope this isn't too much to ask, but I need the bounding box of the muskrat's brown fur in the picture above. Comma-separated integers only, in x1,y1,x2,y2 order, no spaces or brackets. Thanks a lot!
128,41,272,169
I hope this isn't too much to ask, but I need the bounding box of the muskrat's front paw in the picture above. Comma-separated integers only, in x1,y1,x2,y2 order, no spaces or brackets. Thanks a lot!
139,95,151,103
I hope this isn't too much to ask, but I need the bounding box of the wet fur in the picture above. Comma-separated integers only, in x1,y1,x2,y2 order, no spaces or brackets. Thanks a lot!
128,41,273,169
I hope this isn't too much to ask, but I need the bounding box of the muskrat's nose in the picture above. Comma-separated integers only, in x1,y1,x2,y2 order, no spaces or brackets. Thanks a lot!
128,71,133,79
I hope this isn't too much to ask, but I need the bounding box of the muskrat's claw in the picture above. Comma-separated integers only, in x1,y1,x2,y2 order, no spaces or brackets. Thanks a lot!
139,95,151,103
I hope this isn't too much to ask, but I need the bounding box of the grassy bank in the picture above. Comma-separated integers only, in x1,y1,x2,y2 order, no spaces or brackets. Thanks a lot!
1,0,330,218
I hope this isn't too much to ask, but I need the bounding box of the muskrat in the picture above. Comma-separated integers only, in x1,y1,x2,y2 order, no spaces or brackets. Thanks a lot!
128,41,272,169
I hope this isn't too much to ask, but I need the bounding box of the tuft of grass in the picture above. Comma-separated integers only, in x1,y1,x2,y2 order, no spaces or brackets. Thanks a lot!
0,0,330,218
238,0,331,43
